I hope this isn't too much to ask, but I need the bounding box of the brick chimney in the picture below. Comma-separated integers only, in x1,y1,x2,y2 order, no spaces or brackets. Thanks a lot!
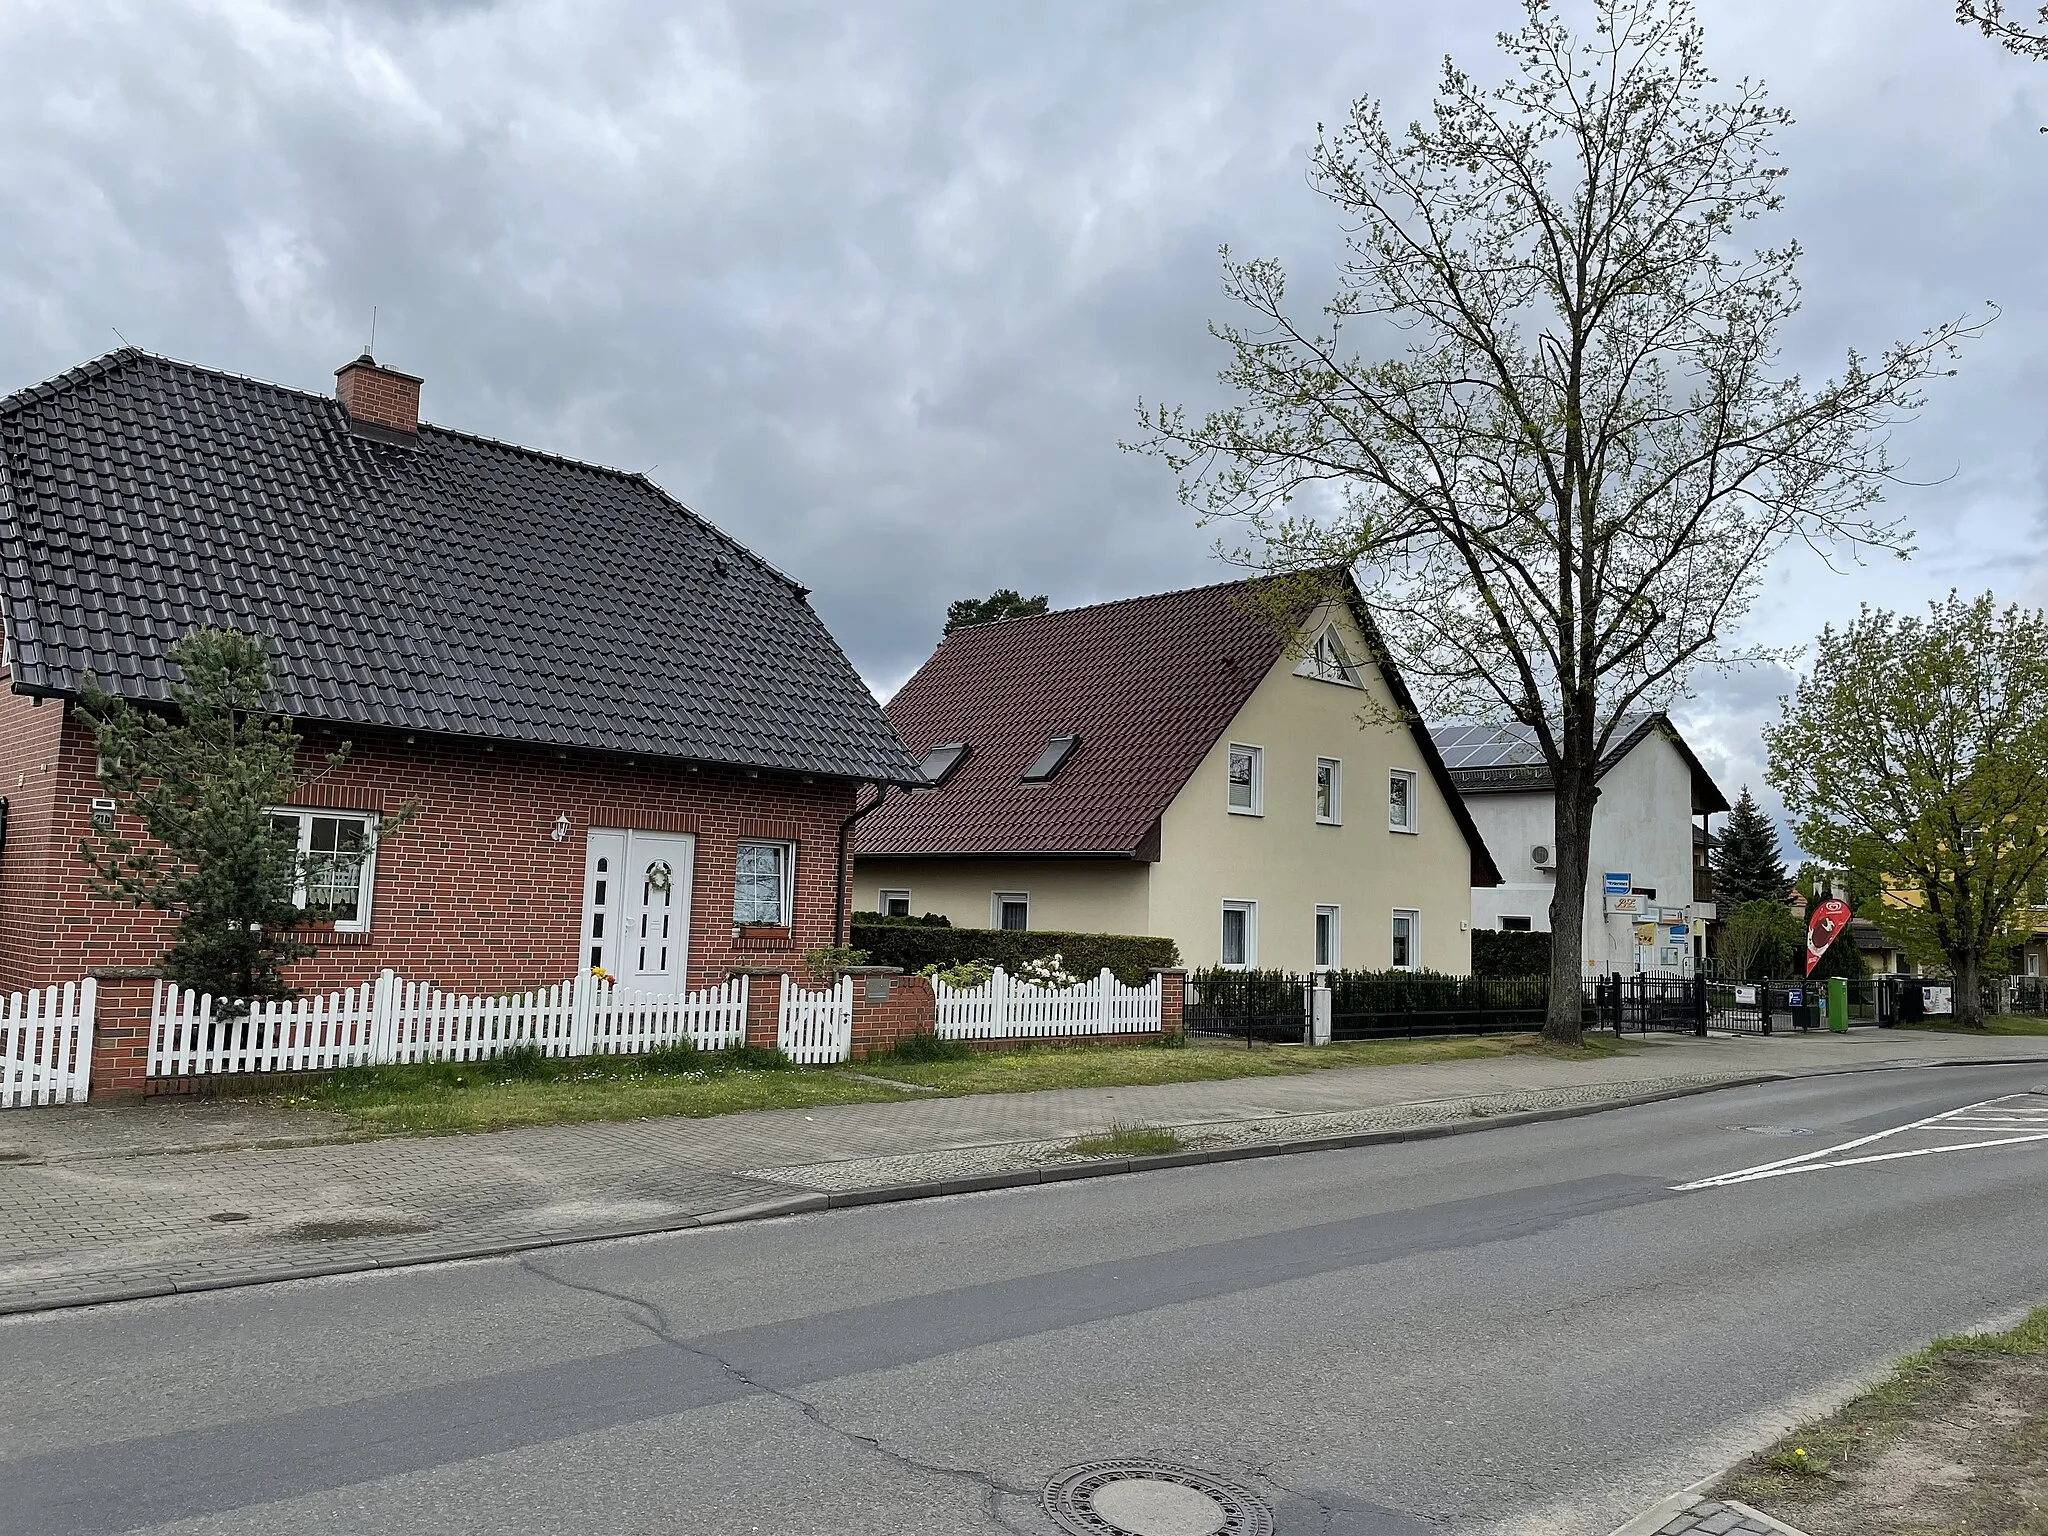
334,352,422,441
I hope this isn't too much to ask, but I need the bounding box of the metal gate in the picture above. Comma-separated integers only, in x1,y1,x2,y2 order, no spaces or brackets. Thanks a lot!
1597,972,1707,1035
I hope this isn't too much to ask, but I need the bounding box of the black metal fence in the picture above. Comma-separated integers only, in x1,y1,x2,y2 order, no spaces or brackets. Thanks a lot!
1185,968,1595,1044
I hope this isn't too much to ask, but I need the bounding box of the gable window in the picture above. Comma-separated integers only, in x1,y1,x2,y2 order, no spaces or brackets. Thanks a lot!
1221,900,1257,968
993,892,1030,931
1227,744,1263,815
1389,769,1419,833
1021,733,1080,782
1316,758,1342,824
1500,916,1533,932
268,809,379,931
1392,909,1419,970
878,889,912,919
1297,623,1364,687
1315,905,1340,970
733,841,793,926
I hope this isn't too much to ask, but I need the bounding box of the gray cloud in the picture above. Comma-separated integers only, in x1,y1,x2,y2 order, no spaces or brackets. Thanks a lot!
3,0,2045,825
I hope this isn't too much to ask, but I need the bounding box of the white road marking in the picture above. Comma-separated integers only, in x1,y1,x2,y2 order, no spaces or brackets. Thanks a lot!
1676,1093,2048,1190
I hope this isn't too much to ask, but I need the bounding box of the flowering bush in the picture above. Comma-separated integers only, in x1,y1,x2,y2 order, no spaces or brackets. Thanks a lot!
919,958,995,989
1013,953,1084,989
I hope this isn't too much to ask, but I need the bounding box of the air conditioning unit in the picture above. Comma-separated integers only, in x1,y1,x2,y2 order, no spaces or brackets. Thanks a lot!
1530,843,1555,869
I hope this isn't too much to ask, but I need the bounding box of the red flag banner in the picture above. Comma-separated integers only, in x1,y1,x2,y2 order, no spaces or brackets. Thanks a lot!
1806,898,1852,976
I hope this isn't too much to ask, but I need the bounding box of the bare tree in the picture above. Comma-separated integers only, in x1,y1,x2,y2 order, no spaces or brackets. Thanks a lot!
1131,0,1979,1041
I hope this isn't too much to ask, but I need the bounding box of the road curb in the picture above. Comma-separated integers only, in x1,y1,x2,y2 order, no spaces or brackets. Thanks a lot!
0,1070,1801,1320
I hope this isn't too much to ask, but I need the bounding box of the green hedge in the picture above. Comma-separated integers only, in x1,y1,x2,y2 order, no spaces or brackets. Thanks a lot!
1471,927,1553,978
850,924,1179,987
849,910,953,928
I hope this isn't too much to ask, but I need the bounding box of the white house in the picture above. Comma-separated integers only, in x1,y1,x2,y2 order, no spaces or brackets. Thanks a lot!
1429,715,1728,975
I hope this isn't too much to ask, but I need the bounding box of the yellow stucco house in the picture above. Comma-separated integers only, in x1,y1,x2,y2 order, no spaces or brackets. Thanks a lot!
854,575,1501,973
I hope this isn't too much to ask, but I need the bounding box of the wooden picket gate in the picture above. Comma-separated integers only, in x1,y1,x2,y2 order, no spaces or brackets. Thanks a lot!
1,979,97,1108
777,976,853,1064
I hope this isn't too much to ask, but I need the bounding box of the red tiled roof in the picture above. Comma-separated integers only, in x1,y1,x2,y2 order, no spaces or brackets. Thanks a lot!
858,574,1503,888
859,578,1283,858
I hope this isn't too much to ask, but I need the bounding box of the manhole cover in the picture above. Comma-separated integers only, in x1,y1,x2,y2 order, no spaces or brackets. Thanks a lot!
1044,1459,1272,1536
1725,1125,1813,1137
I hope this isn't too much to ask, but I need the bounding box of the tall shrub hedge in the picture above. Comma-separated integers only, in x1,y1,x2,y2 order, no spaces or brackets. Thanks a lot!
1471,927,1553,978
849,924,1179,986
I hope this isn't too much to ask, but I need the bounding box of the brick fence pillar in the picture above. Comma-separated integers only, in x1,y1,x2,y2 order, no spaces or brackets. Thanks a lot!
1154,968,1187,1037
728,967,786,1050
86,969,159,1099
843,967,934,1058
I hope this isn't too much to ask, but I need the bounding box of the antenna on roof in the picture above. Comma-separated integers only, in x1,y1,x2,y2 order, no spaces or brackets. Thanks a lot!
111,326,133,348
367,305,378,355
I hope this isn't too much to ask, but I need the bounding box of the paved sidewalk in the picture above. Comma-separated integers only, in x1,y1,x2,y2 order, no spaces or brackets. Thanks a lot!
1,1027,2042,1316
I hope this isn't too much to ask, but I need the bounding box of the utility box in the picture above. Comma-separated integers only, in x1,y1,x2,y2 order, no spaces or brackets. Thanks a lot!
1827,976,1849,1032
1307,983,1332,1046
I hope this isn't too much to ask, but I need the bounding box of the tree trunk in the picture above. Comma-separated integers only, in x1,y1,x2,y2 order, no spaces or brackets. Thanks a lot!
1544,767,1600,1044
1952,947,1985,1029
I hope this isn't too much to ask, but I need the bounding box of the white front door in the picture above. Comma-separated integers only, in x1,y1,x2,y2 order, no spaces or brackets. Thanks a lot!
583,830,696,990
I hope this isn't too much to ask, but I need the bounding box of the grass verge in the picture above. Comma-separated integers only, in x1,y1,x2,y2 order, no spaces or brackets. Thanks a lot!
1064,1124,1185,1158
1717,1303,2048,1535
278,1028,1636,1136
297,1044,910,1134
854,1030,1631,1096
1900,1015,2048,1037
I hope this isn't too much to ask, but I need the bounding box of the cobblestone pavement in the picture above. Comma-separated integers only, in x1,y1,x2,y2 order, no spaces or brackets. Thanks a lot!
1646,1497,1809,1536
2,1028,2043,1315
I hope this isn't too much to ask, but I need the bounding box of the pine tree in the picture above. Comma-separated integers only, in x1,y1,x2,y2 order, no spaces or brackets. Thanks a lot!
1714,786,1789,910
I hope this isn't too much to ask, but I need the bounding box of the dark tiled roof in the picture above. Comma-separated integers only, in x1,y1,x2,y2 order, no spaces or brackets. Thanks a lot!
860,574,1502,886
1431,713,1730,814
0,350,918,783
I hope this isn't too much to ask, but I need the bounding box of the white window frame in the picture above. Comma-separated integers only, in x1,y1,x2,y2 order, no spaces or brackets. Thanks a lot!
1295,623,1364,688
878,888,912,919
733,839,795,927
267,807,380,933
1388,769,1419,834
1316,757,1343,825
992,891,1030,931
1221,899,1257,969
1227,743,1263,816
1392,908,1420,971
1314,905,1340,971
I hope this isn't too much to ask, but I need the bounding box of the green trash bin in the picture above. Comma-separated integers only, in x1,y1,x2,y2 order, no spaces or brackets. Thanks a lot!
1827,976,1849,1032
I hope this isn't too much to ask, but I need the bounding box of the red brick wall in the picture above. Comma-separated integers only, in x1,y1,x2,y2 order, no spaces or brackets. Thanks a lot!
0,692,863,998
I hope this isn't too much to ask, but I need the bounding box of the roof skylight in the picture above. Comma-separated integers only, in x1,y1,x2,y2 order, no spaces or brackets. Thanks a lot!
916,742,969,786
1021,734,1080,782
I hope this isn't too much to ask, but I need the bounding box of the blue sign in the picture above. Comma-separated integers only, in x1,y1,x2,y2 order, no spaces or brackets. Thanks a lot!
1786,987,1804,1007
1604,872,1632,895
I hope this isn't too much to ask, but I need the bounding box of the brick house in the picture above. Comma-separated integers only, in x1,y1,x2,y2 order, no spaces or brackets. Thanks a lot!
0,348,920,1000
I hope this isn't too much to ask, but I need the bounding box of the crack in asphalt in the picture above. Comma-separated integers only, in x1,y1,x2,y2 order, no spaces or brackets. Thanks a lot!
518,1257,1041,1533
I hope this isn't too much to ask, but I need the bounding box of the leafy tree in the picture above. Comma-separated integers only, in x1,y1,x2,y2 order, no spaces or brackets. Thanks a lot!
1131,0,1978,1043
1713,787,1790,909
1717,898,1803,980
1766,593,2048,1028
76,628,401,1003
944,589,1049,634
1958,1,2048,61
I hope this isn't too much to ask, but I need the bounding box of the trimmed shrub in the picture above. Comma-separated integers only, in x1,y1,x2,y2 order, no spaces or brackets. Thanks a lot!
851,924,1179,987
850,910,953,928
1472,927,1553,978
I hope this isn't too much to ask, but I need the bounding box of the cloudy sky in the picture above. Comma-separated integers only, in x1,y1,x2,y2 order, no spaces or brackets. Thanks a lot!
3,0,2044,842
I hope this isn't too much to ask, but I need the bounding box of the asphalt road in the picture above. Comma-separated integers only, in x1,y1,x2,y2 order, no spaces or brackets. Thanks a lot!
3,1064,2045,1536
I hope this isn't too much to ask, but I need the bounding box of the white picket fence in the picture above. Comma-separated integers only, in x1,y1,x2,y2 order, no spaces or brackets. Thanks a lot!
148,969,749,1077
777,975,854,1064
934,967,1163,1040
1,980,97,1108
